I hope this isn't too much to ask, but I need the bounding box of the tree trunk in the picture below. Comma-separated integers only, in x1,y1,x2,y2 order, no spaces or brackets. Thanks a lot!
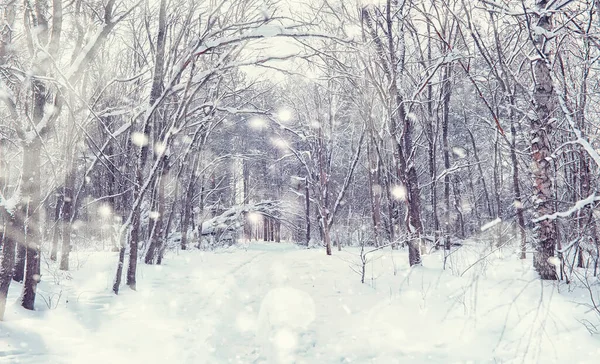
50,194,63,261
510,116,527,259
442,117,451,248
113,241,126,294
112,130,134,295
441,62,453,249
324,220,332,256
59,167,75,271
106,141,118,252
160,161,176,264
263,217,268,241
20,137,42,310
452,176,465,238
367,138,382,247
531,0,557,280
493,130,503,247
127,204,141,290
0,210,18,320
145,156,168,264
426,20,439,241
181,171,196,250
304,177,310,246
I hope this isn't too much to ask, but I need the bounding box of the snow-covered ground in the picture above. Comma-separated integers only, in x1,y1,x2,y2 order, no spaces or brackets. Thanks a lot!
1,242,599,363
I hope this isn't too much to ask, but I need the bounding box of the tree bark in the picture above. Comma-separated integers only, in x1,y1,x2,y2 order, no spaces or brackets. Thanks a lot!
180,169,196,250
367,136,382,247
50,193,63,261
510,116,527,259
20,136,42,310
324,219,332,256
13,244,25,283
0,210,18,320
441,63,452,250
145,155,168,264
531,0,557,280
305,177,310,246
59,166,75,271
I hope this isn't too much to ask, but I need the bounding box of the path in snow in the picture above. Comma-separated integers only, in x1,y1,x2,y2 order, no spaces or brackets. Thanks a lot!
1,242,599,363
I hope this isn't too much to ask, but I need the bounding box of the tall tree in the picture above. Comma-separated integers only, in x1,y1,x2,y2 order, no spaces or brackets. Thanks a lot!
529,0,558,280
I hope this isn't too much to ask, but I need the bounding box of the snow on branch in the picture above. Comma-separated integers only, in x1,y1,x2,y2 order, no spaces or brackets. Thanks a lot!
65,0,140,84
0,188,20,216
201,201,281,235
557,238,580,254
187,27,349,64
533,193,600,223
557,92,600,170
419,161,483,189
480,217,502,232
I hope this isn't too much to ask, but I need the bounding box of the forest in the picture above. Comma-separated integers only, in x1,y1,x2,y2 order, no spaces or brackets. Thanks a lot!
0,0,599,363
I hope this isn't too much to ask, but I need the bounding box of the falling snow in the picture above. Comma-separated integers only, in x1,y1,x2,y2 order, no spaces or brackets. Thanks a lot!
390,185,407,201
1,1,599,363
131,132,149,147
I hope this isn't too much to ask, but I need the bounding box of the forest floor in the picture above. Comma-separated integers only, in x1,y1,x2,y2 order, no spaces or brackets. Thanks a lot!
0,241,599,363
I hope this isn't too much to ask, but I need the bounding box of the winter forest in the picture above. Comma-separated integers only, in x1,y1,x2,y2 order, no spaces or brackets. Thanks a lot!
0,0,600,362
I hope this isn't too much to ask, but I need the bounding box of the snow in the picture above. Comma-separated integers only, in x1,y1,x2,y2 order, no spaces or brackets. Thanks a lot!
390,184,407,201
1,243,599,363
557,89,600,170
65,24,109,82
270,137,289,151
248,117,267,130
97,204,112,218
452,147,467,159
154,142,167,156
534,193,600,222
257,286,316,363
532,26,555,39
200,202,278,235
110,122,132,138
480,217,502,231
0,189,20,214
23,112,53,143
130,132,149,147
277,108,293,122
246,211,263,224
251,25,285,38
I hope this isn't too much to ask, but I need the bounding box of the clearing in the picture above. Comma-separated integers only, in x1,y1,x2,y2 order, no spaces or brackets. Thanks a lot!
1,242,599,363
